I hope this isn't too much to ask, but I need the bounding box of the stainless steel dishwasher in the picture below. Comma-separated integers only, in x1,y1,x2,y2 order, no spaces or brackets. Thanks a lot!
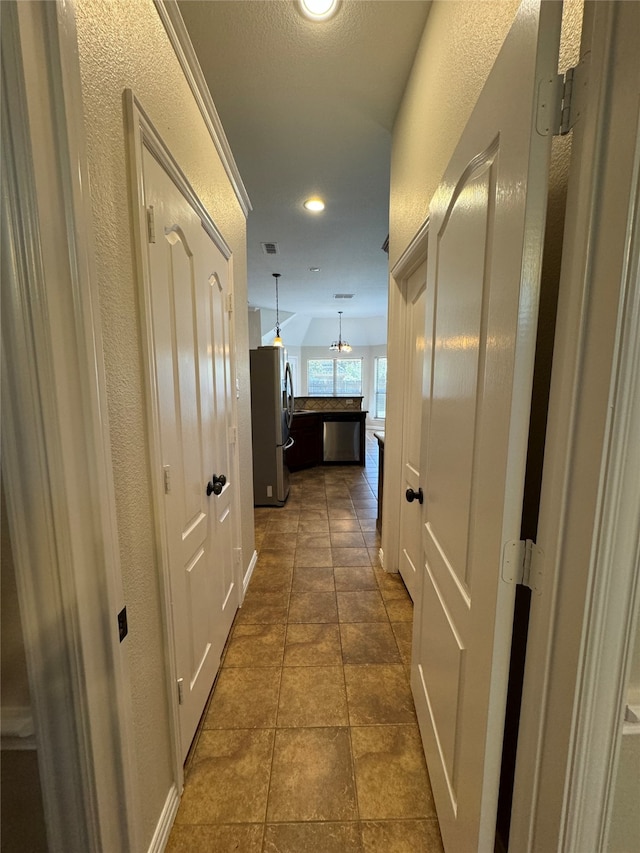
323,416,361,462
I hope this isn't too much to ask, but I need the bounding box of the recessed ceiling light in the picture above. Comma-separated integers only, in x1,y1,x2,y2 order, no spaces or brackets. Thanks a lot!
304,198,325,212
309,267,321,272
298,0,339,22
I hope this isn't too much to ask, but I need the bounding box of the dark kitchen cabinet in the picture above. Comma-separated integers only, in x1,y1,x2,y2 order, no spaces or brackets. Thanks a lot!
286,413,323,471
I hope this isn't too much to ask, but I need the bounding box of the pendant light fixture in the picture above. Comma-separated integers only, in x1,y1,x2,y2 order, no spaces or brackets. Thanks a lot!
272,273,284,348
329,310,352,353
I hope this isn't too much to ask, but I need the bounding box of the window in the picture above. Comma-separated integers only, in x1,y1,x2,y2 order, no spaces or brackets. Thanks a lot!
374,356,387,418
307,358,362,396
307,359,333,395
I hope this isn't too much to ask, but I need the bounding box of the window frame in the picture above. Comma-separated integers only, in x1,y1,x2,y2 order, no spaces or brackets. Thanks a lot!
307,357,363,397
374,356,387,418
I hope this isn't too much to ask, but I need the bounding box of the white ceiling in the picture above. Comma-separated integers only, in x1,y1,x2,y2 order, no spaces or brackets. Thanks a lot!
177,0,431,327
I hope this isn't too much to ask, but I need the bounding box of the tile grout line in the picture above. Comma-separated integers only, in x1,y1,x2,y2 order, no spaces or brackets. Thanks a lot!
257,506,293,838
174,442,418,851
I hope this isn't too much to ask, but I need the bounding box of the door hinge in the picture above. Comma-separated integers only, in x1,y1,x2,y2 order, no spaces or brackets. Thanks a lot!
177,677,184,705
536,56,589,138
147,206,156,243
163,464,171,494
226,293,233,313
228,425,237,445
502,539,544,594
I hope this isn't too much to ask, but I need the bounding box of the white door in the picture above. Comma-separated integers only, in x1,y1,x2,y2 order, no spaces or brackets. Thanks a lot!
144,149,237,760
398,259,428,602
203,244,237,663
410,3,562,850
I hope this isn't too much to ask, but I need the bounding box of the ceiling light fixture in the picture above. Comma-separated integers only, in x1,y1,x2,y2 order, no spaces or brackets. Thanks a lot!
272,273,284,348
298,0,339,22
329,310,352,353
304,198,325,212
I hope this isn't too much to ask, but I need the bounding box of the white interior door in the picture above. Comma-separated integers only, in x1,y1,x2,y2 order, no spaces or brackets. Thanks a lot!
398,259,428,602
144,149,237,760
410,3,562,850
202,241,237,663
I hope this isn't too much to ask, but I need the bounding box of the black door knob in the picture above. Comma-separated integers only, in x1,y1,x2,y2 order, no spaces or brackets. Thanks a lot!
405,487,423,505
206,474,227,496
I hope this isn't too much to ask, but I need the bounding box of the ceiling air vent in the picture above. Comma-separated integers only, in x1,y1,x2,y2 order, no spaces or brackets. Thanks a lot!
261,241,279,255
333,293,355,300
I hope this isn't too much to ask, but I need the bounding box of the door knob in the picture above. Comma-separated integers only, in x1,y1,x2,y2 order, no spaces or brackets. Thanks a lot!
206,474,226,496
405,487,423,505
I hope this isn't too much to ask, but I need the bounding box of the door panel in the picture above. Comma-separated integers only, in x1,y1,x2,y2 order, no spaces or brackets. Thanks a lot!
205,264,236,657
428,159,493,586
416,155,498,807
411,3,562,850
398,259,427,602
187,546,211,680
420,562,465,798
144,149,237,760
169,231,204,534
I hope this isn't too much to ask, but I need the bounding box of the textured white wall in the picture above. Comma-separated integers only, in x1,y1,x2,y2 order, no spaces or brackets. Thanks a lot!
73,0,251,845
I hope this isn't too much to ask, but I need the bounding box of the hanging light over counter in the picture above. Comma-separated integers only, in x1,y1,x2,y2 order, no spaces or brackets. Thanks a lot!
329,310,352,353
272,273,283,347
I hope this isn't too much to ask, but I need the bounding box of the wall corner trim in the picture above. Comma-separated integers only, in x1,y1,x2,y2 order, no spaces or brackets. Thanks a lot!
154,0,252,218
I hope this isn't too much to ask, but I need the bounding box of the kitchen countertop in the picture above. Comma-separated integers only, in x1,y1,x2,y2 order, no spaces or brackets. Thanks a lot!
293,409,368,416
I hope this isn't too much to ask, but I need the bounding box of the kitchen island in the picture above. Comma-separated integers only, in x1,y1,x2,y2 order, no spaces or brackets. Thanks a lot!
287,398,367,469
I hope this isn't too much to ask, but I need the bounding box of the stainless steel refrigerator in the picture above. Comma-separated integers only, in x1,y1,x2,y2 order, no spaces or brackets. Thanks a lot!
250,346,295,506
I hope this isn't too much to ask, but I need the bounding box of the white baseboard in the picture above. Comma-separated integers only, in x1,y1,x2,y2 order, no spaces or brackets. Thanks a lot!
243,550,258,598
378,550,400,575
1,706,36,749
147,784,180,853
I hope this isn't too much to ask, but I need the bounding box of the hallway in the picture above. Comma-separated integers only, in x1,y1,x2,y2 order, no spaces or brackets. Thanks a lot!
167,432,443,852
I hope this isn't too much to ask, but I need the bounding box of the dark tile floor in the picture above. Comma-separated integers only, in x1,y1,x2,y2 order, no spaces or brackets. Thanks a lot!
168,432,444,852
